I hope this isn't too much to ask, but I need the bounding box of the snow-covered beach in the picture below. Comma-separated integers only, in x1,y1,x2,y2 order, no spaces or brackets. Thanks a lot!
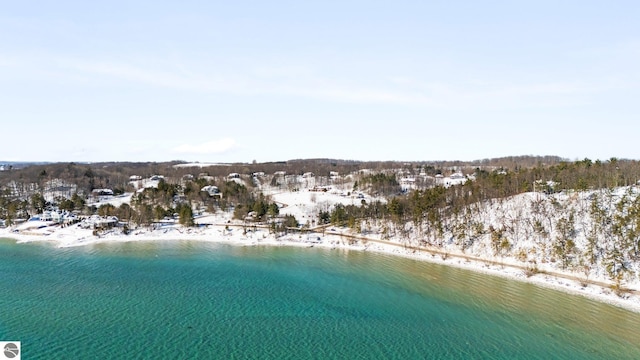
3,211,640,315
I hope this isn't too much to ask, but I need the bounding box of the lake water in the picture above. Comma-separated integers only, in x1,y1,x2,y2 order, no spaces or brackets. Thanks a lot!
1,238,640,359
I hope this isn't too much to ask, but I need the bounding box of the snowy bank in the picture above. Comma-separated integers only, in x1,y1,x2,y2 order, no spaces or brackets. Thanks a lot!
2,221,639,315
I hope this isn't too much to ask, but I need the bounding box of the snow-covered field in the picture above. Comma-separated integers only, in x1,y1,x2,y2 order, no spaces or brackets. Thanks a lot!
266,187,381,225
2,186,640,314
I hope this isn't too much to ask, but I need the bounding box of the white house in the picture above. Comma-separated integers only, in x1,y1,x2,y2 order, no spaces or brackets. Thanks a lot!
201,185,221,197
400,177,416,191
80,215,119,229
198,174,215,182
92,189,114,196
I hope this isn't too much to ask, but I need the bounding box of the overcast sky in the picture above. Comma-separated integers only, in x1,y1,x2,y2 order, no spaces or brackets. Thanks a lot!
1,1,639,163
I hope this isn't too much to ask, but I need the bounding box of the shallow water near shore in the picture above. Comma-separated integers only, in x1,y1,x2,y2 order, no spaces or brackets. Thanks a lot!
1,238,640,359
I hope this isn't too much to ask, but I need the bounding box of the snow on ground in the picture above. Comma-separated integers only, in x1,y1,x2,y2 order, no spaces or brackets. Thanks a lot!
194,211,233,225
266,186,383,224
14,220,56,232
173,162,231,168
87,193,134,208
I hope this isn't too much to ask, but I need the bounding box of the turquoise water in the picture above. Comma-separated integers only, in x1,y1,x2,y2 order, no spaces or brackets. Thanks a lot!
1,238,640,359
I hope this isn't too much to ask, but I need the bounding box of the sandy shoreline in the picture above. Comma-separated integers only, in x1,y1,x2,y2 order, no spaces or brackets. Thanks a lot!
2,223,640,314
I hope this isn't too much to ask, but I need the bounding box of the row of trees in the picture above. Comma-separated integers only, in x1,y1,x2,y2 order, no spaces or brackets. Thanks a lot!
232,193,280,221
307,159,640,231
356,173,401,196
95,201,195,227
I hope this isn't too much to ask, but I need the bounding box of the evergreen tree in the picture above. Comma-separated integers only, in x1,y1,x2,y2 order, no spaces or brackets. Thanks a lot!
30,193,46,214
178,203,194,227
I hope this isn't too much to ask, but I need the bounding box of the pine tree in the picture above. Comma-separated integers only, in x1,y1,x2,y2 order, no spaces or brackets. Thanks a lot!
178,203,194,227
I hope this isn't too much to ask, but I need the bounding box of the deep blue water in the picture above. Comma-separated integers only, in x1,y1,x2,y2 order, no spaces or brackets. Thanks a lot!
1,238,640,359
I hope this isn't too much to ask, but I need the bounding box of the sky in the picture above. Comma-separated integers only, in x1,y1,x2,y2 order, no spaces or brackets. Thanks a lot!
1,1,639,163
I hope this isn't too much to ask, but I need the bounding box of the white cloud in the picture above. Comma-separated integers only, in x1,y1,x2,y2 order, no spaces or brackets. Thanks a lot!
172,138,237,155
57,56,628,110
60,57,438,105
64,59,214,90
